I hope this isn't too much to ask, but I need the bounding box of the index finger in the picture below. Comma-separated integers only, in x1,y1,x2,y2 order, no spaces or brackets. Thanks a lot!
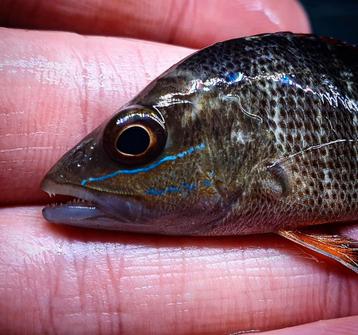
0,0,310,48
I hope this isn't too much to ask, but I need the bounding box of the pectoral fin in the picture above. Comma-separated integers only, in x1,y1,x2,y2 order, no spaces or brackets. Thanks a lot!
278,229,358,273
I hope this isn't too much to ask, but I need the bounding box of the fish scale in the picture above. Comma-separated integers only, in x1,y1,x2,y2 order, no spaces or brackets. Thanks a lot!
42,32,358,272
164,33,358,234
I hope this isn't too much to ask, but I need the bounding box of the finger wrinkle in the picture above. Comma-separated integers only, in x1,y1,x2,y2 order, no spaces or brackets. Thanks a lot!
1,207,358,334
73,52,89,136
0,146,53,153
105,253,124,334
67,252,125,334
22,256,58,334
0,56,73,87
134,46,157,86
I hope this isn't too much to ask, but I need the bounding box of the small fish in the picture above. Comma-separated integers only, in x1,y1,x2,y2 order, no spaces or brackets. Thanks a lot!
41,32,358,273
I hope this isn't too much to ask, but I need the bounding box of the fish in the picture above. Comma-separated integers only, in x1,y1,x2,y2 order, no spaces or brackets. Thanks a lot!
41,32,358,273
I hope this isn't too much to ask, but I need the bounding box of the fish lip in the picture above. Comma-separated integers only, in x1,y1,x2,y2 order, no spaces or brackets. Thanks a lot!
41,178,111,224
41,178,102,205
41,178,146,227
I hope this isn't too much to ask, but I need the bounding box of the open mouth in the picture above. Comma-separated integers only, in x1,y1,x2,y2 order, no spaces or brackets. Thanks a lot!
41,179,110,224
41,178,158,232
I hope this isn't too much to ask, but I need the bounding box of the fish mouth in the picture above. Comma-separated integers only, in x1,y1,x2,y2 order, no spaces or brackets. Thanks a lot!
41,179,156,232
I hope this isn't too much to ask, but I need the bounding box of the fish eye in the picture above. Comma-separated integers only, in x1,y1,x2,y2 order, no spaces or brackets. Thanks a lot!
116,125,151,155
103,106,167,165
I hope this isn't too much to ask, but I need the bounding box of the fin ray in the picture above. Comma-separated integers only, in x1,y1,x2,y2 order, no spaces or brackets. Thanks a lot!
278,229,358,273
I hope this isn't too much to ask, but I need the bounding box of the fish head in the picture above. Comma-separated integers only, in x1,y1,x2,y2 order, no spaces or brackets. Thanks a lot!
41,74,240,235
41,37,277,236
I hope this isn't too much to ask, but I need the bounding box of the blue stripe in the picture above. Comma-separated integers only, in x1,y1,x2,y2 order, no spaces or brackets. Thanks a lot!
225,71,244,83
145,182,195,196
144,179,212,197
81,143,206,186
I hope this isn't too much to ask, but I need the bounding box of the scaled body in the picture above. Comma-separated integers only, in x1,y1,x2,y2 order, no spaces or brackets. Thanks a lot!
42,33,358,271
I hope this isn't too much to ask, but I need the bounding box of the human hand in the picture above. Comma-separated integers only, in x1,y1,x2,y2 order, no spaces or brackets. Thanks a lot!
1,1,357,334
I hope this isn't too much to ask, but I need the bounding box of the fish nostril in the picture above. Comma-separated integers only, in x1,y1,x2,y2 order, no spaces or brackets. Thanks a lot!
72,148,85,163
69,140,98,169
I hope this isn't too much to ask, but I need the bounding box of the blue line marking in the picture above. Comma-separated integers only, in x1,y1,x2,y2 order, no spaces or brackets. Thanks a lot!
144,179,213,197
145,183,196,196
281,75,293,85
145,188,166,196
202,179,212,187
225,71,244,83
181,182,196,191
81,143,206,186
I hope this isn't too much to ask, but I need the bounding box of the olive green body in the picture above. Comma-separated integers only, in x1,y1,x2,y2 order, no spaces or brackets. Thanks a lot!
42,33,358,235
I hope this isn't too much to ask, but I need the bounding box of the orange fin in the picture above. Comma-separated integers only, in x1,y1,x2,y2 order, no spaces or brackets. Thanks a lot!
278,229,358,273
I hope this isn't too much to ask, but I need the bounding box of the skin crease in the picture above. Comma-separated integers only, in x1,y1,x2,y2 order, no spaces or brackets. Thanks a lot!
0,1,357,334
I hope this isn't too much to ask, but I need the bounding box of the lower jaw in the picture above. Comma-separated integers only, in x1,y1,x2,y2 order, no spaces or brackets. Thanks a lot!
43,200,105,223
42,204,157,232
41,178,147,228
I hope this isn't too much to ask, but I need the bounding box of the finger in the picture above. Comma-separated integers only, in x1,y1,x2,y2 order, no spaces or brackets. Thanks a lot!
0,207,357,334
0,28,192,204
261,316,358,335
0,0,310,48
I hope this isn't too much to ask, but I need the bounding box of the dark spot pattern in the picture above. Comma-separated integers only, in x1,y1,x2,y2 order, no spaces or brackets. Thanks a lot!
132,33,357,235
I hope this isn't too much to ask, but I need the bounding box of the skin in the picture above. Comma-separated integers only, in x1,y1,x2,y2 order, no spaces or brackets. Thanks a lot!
0,0,309,48
0,1,357,334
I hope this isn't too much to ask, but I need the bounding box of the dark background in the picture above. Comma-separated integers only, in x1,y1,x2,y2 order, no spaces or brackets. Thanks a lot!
301,0,358,44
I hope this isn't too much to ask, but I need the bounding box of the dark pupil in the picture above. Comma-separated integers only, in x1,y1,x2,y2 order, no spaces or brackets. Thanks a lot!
116,126,150,155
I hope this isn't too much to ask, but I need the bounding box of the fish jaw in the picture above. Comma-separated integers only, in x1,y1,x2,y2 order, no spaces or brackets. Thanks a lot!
41,178,163,233
39,122,168,232
41,176,230,236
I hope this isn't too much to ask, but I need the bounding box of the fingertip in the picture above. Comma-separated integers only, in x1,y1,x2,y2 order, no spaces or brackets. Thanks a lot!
173,0,311,47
